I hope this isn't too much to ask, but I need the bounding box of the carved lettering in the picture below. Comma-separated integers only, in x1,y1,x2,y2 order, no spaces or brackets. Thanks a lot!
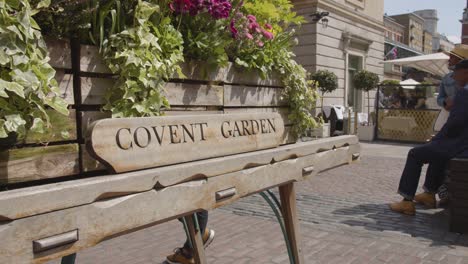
134,127,151,148
267,118,276,132
251,120,260,134
221,121,231,138
116,128,133,150
181,124,195,143
233,122,242,137
260,119,267,133
196,123,208,141
241,120,251,136
152,126,165,145
169,125,181,144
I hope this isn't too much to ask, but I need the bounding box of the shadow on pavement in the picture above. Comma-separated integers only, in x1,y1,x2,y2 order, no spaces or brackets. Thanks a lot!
332,203,468,247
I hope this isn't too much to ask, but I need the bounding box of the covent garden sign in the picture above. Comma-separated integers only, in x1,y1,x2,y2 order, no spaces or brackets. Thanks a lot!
87,113,285,173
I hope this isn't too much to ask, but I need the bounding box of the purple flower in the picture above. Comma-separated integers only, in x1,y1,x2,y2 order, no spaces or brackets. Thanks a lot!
206,0,232,19
262,29,274,40
264,23,272,30
230,20,238,38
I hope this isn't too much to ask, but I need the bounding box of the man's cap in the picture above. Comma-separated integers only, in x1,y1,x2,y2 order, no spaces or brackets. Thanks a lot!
454,59,468,70
444,44,468,59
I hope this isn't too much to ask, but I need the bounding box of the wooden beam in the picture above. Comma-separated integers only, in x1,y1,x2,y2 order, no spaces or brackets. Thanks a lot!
185,215,207,264
279,182,304,264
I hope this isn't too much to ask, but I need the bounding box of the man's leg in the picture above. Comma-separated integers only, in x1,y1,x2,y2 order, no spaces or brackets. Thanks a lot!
183,211,209,251
423,161,448,194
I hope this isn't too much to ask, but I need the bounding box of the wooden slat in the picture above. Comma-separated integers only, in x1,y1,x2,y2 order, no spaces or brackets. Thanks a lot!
80,45,111,74
0,144,79,184
55,70,74,105
81,144,106,173
23,110,77,144
80,77,115,105
224,107,291,125
224,65,283,87
224,85,287,107
176,62,227,83
185,215,207,264
163,83,224,106
46,38,72,70
81,111,112,137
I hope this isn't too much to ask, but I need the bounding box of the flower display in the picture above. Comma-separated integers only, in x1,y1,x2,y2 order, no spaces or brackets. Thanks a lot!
170,0,232,19
230,11,274,47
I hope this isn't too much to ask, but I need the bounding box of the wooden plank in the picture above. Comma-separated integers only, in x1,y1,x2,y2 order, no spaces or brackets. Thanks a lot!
176,61,227,82
224,85,287,107
163,83,223,106
0,144,79,184
279,182,304,264
80,45,111,74
224,65,283,87
185,215,207,264
0,136,359,220
81,111,112,138
81,77,115,105
23,110,77,144
87,113,285,173
224,107,291,125
46,38,72,69
55,70,74,105
0,145,360,263
81,144,106,173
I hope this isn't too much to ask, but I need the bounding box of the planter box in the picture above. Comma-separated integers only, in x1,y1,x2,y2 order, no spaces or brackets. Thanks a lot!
309,123,330,138
0,39,294,186
358,125,375,141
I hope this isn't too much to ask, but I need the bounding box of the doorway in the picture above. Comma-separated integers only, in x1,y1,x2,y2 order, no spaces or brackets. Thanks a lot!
347,54,363,112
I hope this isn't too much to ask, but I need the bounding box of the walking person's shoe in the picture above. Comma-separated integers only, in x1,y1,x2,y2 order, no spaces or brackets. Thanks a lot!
202,229,215,249
414,192,436,209
166,248,194,264
389,200,416,215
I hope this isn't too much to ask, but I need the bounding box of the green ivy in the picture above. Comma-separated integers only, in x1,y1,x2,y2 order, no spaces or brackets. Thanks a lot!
0,0,68,139
102,0,184,117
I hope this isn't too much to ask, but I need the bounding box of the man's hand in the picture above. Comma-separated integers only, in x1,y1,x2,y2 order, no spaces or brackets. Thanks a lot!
444,97,454,111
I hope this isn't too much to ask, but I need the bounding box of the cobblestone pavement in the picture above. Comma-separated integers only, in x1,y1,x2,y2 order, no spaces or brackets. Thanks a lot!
49,142,468,264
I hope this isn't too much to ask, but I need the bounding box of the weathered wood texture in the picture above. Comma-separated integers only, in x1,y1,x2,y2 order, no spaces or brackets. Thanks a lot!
0,136,359,263
1,40,294,185
0,144,79,184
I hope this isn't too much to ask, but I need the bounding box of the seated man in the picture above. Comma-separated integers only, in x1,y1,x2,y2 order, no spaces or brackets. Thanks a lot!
390,60,468,215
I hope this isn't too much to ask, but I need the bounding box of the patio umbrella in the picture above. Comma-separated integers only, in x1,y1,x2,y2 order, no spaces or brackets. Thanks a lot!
381,52,449,77
399,79,420,90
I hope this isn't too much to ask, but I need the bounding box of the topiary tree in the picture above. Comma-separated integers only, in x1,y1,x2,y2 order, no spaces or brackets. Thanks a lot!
353,70,380,124
310,70,338,108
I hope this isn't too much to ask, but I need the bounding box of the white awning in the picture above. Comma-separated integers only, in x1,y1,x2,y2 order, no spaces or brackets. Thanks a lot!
381,52,449,77
399,79,420,89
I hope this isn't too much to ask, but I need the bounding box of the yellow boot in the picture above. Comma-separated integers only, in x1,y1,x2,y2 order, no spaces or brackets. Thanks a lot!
414,192,436,209
389,200,416,215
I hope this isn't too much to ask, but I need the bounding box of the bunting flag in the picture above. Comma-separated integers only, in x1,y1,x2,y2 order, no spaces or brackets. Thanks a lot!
385,47,398,60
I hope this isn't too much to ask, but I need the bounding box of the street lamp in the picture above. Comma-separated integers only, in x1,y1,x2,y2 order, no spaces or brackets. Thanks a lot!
310,11,330,28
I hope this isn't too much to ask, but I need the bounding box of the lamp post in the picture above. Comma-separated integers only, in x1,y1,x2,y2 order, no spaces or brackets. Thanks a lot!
310,11,330,28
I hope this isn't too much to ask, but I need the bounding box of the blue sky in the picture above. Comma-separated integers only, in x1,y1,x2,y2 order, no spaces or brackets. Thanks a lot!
385,0,466,43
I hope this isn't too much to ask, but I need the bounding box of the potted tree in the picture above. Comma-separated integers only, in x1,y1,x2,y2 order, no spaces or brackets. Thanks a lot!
309,70,338,137
353,70,380,141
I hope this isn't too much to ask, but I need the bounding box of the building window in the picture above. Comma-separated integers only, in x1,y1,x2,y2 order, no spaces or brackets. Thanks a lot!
346,0,365,9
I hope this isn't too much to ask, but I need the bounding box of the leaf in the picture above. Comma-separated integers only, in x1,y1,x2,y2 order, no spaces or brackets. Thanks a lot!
4,114,26,132
0,121,7,138
44,96,69,115
36,0,50,9
30,118,45,134
0,79,25,98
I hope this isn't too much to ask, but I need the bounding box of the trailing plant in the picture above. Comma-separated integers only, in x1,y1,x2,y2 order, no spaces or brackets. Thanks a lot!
0,0,68,139
353,70,379,124
310,70,338,108
102,0,185,117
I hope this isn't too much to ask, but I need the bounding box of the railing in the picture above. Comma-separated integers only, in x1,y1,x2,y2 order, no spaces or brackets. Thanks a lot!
375,84,441,143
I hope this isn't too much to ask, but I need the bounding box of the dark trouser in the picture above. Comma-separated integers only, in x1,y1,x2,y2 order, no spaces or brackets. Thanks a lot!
398,144,449,200
180,210,209,253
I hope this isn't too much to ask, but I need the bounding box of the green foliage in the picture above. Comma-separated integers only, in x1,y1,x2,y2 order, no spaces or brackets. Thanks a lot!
102,0,184,117
353,70,379,92
177,13,231,67
311,70,338,95
0,0,68,139
380,79,400,86
242,0,304,34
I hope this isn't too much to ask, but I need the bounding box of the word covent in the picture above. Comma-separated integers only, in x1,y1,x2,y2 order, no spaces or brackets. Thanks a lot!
87,113,285,173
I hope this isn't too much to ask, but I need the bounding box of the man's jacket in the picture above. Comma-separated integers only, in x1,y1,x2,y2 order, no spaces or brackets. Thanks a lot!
432,86,468,158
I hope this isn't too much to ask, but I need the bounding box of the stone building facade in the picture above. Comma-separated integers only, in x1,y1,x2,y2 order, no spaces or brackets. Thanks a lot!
390,13,425,53
292,0,384,114
423,31,433,54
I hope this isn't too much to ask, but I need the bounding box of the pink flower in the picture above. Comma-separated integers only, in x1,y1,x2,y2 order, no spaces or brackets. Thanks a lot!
230,20,238,38
262,30,274,40
256,40,264,47
247,15,256,23
264,23,272,30
245,33,253,39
